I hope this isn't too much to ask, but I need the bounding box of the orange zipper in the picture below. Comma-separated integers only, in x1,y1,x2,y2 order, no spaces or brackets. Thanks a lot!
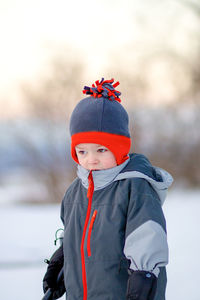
87,210,97,257
81,171,94,300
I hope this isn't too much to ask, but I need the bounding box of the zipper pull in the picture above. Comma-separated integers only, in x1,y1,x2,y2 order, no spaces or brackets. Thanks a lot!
87,210,98,257
89,210,97,229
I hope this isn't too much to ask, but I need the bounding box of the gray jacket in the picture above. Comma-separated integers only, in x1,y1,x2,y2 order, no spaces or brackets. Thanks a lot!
61,153,173,300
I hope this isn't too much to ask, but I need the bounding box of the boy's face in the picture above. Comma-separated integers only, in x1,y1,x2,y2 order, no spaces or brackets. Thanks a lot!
75,143,117,170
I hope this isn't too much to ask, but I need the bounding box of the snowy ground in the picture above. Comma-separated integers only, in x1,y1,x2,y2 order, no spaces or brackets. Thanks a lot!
0,189,200,300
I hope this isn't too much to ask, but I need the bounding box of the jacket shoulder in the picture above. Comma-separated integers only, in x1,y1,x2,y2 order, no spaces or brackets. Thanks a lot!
121,153,163,182
62,177,80,202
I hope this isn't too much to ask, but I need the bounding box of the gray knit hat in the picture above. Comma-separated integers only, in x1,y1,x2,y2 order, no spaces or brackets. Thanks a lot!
70,78,131,165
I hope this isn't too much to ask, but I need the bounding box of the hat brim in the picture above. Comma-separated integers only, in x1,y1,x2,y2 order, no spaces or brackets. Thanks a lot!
71,131,131,165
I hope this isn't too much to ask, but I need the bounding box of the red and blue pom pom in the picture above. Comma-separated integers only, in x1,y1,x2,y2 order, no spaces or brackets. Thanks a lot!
83,78,121,102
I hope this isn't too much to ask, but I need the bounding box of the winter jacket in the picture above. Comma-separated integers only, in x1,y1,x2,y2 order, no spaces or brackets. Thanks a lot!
60,153,173,300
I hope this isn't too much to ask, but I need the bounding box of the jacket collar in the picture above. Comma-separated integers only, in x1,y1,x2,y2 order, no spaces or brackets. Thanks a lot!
77,157,130,191
77,153,173,205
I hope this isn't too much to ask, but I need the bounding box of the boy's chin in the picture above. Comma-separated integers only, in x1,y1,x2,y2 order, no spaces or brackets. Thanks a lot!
85,165,101,171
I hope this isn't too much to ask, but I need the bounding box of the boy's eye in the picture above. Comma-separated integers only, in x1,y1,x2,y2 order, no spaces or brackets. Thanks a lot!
97,148,107,153
78,150,86,155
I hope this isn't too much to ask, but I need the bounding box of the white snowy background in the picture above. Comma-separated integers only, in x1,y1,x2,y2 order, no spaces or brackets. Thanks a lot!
0,188,199,300
0,1,200,299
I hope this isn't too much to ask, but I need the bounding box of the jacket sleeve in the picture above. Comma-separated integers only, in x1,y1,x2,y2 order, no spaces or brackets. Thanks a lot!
60,189,69,226
123,178,168,277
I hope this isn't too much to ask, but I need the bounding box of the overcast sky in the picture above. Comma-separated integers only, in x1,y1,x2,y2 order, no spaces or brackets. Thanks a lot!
0,0,198,117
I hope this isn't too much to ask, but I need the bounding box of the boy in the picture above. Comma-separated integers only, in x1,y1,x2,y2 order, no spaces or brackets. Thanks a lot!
43,78,173,300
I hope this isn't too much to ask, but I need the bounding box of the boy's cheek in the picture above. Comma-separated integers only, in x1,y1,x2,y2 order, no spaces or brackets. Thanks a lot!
104,158,117,168
76,154,81,163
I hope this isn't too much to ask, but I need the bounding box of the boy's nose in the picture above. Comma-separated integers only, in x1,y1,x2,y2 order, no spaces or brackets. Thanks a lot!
87,153,98,164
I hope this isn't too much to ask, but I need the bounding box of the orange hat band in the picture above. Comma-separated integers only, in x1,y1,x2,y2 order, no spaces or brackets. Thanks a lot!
71,131,131,165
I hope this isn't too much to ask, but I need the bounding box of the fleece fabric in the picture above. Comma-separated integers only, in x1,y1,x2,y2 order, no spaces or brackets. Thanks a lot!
69,93,131,165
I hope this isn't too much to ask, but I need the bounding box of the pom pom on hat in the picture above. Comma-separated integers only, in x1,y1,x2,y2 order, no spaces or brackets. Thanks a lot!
83,78,121,102
70,78,131,165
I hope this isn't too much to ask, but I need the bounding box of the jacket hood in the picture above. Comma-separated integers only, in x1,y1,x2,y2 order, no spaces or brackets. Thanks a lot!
77,153,173,205
115,153,173,205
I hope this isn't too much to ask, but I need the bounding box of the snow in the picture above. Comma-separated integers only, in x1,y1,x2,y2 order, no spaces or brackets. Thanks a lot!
163,190,200,300
0,189,199,300
0,204,65,300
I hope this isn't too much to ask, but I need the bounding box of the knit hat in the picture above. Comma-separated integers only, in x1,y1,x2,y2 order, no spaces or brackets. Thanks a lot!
69,78,131,165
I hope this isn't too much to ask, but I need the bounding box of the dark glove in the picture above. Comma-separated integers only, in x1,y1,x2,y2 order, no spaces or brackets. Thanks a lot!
43,245,65,299
126,269,157,300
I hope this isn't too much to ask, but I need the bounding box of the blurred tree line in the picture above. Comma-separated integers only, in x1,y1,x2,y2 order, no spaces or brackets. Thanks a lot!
15,0,200,203
18,53,85,203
